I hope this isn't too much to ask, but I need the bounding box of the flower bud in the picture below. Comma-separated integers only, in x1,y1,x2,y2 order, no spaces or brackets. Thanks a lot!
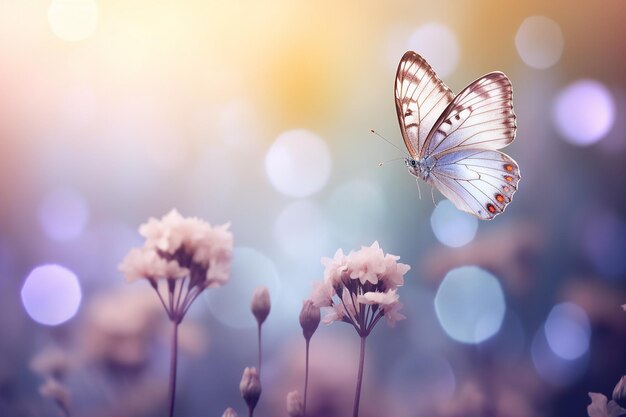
613,375,626,408
221,407,238,417
251,287,271,325
240,367,262,411
286,390,304,417
299,300,320,341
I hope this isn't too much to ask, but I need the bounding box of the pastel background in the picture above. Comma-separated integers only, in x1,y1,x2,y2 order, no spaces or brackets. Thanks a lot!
1,0,625,416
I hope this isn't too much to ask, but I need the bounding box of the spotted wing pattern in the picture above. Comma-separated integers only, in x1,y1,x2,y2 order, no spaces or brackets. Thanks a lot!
429,149,520,220
395,51,454,157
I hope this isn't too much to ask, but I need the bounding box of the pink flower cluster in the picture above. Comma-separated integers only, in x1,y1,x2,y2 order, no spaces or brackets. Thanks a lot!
119,209,233,289
311,241,410,334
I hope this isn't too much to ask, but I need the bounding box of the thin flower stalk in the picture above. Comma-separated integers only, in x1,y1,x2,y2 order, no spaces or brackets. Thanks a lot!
311,241,410,417
119,209,233,417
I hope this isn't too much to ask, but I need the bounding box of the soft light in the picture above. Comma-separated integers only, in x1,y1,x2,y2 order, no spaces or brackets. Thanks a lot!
21,265,82,326
325,180,386,245
515,16,564,69
388,352,455,409
531,322,588,386
434,266,506,344
38,187,89,242
407,23,460,77
581,210,626,278
206,248,280,329
265,129,332,197
47,0,98,42
430,200,478,248
544,302,591,360
553,80,616,146
273,200,330,259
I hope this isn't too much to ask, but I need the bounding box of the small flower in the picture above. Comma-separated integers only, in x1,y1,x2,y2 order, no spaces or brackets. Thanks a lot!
299,300,321,341
321,248,349,286
357,289,399,306
622,304,626,311
588,392,626,417
312,242,409,336
139,209,187,254
251,287,271,325
221,407,238,417
39,378,70,413
118,247,188,283
381,253,410,289
311,280,334,308
240,367,262,411
347,241,386,285
286,390,304,417
382,300,406,327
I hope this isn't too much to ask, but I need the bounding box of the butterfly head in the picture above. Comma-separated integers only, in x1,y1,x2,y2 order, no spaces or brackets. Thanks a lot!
405,157,432,181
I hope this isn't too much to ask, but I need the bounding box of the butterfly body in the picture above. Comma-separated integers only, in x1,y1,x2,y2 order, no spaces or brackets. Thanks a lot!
405,156,435,182
395,51,520,220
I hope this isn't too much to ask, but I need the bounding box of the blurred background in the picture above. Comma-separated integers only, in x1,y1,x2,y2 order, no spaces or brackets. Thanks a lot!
1,0,625,416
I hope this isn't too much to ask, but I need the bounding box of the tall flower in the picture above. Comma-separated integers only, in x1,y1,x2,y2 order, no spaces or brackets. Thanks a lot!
311,241,410,417
119,209,233,417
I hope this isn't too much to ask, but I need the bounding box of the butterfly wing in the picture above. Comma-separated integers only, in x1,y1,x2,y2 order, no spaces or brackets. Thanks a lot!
420,71,519,220
420,72,516,158
429,149,520,220
395,51,454,157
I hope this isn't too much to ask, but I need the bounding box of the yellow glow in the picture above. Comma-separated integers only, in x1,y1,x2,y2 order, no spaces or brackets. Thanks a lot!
48,0,98,42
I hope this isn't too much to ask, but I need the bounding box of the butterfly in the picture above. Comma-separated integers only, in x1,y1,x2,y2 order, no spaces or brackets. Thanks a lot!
395,51,520,220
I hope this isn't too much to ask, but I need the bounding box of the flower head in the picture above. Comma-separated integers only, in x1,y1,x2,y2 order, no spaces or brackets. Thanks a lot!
221,407,238,417
313,242,409,336
251,287,271,325
286,390,304,417
120,210,233,323
299,299,321,341
240,367,262,411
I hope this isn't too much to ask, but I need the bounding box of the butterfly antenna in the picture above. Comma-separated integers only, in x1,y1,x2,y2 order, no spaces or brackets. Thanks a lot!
378,157,405,167
415,179,422,200
431,186,436,206
370,129,409,156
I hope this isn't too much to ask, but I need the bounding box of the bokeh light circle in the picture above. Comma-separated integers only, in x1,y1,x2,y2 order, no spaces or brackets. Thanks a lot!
434,266,506,344
47,0,98,42
38,187,89,242
515,16,564,69
430,200,478,247
553,80,616,146
407,23,460,77
21,265,82,326
265,129,332,197
273,200,330,259
206,247,280,329
544,302,591,360
531,321,588,386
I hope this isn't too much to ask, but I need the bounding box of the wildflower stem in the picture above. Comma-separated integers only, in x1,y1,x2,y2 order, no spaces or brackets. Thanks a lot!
303,338,310,417
167,320,179,417
257,323,262,375
352,335,366,417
